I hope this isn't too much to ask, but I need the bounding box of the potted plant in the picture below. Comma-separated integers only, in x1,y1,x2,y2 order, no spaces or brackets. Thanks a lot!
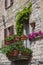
11,45,19,56
1,45,9,54
5,38,10,45
5,36,14,45
1,43,19,60
21,46,33,57
13,35,20,42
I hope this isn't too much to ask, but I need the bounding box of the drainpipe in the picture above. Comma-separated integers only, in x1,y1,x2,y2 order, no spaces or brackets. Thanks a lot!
2,15,6,47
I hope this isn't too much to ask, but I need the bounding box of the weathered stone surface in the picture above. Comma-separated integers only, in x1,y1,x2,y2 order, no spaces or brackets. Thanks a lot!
0,0,43,65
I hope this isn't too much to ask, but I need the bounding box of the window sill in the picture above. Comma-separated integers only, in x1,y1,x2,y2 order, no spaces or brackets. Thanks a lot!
5,3,13,10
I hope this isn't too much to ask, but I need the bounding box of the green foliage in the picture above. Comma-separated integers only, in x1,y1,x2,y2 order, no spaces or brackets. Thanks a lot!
16,2,32,36
21,46,33,54
1,44,18,54
1,45,10,54
16,40,23,45
1,40,23,54
1,40,33,55
5,36,13,41
5,34,19,41
26,48,33,54
13,34,19,38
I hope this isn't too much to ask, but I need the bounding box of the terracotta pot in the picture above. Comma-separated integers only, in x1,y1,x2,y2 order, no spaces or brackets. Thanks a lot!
15,37,19,42
12,50,19,56
5,41,10,45
21,35,27,40
21,37,27,40
6,50,19,60
5,40,14,45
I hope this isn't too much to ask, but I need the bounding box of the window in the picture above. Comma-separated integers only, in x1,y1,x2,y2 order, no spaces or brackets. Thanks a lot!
4,25,14,37
4,25,14,44
30,22,35,33
5,0,13,9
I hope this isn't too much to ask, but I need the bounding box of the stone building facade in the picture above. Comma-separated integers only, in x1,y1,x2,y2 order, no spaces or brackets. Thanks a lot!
0,0,43,65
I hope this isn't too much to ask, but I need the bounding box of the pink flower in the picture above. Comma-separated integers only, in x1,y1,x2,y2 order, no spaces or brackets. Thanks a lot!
28,31,43,40
29,33,35,40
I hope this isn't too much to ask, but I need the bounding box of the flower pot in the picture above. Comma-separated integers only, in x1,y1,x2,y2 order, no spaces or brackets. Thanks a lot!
9,39,14,44
15,37,19,42
6,50,19,61
5,41,10,45
12,50,19,56
21,35,27,40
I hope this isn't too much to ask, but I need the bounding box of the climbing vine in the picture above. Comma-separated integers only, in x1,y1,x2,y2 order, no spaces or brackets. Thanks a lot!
16,2,32,36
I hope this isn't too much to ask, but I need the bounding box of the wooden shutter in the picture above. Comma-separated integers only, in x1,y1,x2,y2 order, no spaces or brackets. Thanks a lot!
4,26,14,45
4,28,7,38
9,25,14,35
8,25,14,44
5,0,7,9
4,28,8,45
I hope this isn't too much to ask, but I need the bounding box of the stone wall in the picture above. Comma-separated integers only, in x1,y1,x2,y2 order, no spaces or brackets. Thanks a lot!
0,0,43,65
30,0,43,64
40,0,43,32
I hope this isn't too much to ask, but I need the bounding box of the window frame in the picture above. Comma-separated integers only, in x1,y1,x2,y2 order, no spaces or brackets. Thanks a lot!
5,0,13,9
4,25,14,45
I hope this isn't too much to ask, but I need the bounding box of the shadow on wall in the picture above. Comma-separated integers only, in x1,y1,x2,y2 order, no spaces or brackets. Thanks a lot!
11,60,30,65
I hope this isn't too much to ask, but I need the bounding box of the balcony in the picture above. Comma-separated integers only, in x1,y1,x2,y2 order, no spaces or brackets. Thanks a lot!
1,34,33,64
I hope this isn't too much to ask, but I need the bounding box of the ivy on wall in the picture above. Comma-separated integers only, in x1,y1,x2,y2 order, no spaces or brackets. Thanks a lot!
16,2,32,36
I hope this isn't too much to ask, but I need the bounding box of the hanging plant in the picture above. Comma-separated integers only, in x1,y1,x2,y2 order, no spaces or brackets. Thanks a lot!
16,2,32,36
